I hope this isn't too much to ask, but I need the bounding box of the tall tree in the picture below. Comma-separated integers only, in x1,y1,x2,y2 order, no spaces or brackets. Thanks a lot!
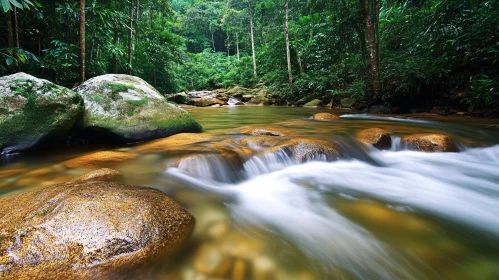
79,0,86,83
360,0,380,101
247,0,257,76
6,10,14,48
128,0,134,75
284,0,293,92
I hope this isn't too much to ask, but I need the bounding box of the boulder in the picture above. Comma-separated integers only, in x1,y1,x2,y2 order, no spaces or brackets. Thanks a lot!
303,99,322,107
0,181,194,279
0,73,83,154
63,151,135,169
248,95,269,105
270,138,341,162
189,98,227,107
73,74,201,143
167,92,190,104
313,113,338,121
401,134,458,152
241,95,254,102
356,128,392,150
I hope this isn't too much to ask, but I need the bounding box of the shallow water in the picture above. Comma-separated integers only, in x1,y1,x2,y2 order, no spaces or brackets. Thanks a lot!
1,107,499,279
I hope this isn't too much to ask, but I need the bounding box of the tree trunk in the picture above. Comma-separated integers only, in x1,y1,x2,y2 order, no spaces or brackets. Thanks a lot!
360,0,380,100
247,0,257,76
285,0,293,92
212,31,216,52
6,11,14,48
292,34,303,77
128,0,134,75
236,33,240,62
13,7,19,48
79,0,86,84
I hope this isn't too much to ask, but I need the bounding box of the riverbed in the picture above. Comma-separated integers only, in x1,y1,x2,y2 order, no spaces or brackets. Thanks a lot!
1,106,499,279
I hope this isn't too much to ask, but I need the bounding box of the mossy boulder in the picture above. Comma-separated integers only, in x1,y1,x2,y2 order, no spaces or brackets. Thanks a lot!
304,99,322,107
74,74,202,143
0,181,194,279
0,73,83,154
248,94,269,105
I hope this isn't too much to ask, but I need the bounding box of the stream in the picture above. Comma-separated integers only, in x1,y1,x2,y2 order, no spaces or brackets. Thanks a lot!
1,106,499,279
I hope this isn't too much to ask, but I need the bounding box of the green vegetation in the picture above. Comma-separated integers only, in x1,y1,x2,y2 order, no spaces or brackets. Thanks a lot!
125,99,148,106
0,0,498,113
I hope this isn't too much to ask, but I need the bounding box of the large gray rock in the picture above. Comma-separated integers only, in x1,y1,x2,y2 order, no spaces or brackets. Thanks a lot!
0,181,195,279
74,74,202,142
0,73,83,154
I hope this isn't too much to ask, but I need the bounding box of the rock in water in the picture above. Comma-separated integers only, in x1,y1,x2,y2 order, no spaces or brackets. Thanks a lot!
74,74,201,142
0,181,194,279
0,73,83,154
357,128,392,150
313,113,338,121
401,134,458,152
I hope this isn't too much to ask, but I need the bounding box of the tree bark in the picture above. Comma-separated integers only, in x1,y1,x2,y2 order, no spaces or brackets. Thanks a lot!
292,34,303,77
128,0,134,75
236,33,240,62
360,0,380,100
285,0,293,92
6,11,14,48
79,0,86,84
247,0,257,76
13,7,19,48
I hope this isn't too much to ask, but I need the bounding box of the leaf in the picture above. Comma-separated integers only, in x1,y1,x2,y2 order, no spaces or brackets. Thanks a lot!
1,0,12,12
9,0,22,9
6,57,14,66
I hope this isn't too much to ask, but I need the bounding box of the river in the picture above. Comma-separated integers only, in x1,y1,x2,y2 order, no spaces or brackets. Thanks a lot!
1,106,499,279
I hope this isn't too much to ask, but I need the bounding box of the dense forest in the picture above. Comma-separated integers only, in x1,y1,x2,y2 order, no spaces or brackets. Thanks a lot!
0,0,498,113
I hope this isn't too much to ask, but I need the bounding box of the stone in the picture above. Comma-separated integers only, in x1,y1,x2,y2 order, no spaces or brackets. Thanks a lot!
73,74,201,143
189,98,227,107
356,128,392,150
236,126,289,136
270,138,341,162
72,168,122,183
241,95,254,102
0,181,194,279
401,134,458,152
313,113,339,121
485,125,499,130
239,136,284,149
0,168,28,179
303,99,322,107
63,151,135,169
134,133,212,153
0,73,83,154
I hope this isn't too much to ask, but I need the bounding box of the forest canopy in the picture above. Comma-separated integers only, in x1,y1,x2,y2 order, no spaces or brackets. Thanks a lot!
0,0,498,111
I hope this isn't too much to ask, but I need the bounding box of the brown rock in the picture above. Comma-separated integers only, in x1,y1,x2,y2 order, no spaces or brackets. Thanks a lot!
0,181,194,279
72,168,122,183
237,126,289,136
239,136,284,149
134,133,212,153
190,98,227,107
63,151,135,169
356,128,392,150
401,134,458,152
313,113,339,121
269,138,341,162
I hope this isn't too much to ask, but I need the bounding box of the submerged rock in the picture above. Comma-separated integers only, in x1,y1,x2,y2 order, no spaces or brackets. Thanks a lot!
402,134,458,152
357,128,392,150
73,74,201,143
72,168,122,183
134,133,212,153
270,138,341,162
0,181,194,279
236,126,289,136
313,113,339,121
0,73,83,154
63,151,135,169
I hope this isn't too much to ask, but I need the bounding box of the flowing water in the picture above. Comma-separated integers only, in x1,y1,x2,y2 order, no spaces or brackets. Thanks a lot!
1,107,499,279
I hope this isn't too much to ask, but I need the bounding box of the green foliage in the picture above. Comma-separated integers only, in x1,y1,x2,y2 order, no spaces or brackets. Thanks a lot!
125,99,149,106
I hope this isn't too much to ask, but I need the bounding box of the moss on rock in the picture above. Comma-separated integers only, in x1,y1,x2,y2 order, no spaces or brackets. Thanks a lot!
0,73,83,154
73,74,202,142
